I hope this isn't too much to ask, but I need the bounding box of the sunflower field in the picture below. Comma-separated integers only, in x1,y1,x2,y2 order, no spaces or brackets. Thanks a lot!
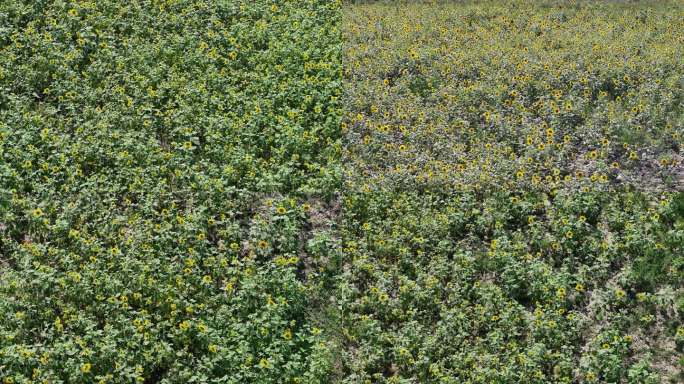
1,0,683,383
0,0,340,382
335,1,683,383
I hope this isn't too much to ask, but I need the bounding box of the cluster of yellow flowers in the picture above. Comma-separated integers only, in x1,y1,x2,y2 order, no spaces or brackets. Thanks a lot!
343,1,682,194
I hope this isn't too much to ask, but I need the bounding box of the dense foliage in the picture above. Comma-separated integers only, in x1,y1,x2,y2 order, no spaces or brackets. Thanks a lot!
1,1,682,383
0,0,341,383
335,1,683,383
